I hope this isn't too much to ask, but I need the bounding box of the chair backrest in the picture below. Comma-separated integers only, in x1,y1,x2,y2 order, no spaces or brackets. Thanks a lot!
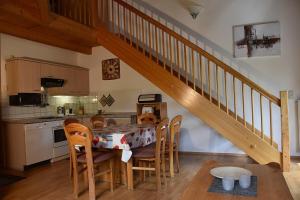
106,118,117,127
169,115,182,146
90,115,106,129
64,118,80,126
155,118,169,162
137,113,157,125
64,123,94,168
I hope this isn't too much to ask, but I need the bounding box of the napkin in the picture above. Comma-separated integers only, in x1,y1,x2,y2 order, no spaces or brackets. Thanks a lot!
121,150,133,162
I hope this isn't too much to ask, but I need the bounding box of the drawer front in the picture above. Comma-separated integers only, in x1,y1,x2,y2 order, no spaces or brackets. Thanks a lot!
53,145,69,158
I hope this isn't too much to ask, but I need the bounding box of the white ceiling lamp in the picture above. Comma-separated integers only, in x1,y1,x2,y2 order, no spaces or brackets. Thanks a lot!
184,0,204,20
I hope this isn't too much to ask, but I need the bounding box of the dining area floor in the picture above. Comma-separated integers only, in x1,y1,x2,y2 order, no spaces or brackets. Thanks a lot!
1,154,299,200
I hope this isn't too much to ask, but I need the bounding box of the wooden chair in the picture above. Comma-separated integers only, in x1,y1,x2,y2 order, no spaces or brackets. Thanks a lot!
167,115,182,178
64,118,80,178
64,123,115,199
90,115,106,129
131,118,169,190
137,113,157,125
106,118,117,127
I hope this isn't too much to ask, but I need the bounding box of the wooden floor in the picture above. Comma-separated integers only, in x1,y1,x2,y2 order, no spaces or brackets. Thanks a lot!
0,154,299,200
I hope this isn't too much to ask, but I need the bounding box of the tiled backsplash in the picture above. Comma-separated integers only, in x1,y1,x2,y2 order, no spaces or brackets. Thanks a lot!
1,95,99,119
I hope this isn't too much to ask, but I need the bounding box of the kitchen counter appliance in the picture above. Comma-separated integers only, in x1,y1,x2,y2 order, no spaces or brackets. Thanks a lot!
52,124,69,162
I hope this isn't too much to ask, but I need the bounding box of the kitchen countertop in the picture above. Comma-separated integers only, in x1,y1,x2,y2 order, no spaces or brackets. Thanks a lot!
2,112,137,124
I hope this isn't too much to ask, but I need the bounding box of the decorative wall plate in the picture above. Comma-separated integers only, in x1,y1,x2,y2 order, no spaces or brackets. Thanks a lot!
102,58,120,80
106,94,115,106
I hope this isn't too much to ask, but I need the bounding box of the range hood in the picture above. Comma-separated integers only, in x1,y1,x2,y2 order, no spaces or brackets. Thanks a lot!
41,78,64,88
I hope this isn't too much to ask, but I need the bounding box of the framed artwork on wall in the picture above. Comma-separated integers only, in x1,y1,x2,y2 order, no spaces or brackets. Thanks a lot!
102,58,120,80
233,21,281,58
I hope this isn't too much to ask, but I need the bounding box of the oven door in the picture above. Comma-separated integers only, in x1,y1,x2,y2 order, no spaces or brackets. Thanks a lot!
53,126,67,148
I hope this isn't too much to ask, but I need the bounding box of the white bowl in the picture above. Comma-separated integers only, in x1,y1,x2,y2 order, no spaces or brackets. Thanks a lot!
210,166,252,180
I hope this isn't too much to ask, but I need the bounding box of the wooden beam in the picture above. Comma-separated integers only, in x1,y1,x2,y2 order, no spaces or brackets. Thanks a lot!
280,91,290,172
0,3,98,47
37,0,50,22
0,20,92,54
48,13,98,46
0,2,42,24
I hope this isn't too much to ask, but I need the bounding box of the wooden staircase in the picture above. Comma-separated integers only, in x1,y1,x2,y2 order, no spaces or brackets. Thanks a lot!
50,0,291,171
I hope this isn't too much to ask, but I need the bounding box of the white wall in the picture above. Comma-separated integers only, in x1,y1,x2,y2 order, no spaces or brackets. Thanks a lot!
77,46,243,153
136,0,300,155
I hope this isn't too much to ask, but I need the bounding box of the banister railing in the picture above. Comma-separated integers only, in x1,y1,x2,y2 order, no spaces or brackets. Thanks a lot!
109,0,281,106
102,0,288,153
49,0,98,26
47,0,290,170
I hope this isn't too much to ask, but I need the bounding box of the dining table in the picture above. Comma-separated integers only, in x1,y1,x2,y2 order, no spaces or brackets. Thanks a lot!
92,123,156,189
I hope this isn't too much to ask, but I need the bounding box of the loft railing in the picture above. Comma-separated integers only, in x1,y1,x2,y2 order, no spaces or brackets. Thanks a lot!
47,0,290,171
49,0,98,26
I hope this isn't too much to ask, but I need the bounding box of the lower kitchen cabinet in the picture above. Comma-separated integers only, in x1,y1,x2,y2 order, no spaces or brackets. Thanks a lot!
3,121,62,171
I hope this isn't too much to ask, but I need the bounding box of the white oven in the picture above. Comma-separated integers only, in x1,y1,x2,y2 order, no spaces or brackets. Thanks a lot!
52,124,69,162
53,126,67,147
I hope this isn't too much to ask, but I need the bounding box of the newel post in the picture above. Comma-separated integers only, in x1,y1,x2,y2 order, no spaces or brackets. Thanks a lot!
280,91,290,172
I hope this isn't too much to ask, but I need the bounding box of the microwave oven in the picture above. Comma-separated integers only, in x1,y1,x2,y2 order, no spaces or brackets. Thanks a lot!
9,93,42,106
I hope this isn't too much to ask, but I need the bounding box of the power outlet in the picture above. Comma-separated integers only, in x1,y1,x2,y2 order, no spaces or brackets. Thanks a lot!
288,90,294,99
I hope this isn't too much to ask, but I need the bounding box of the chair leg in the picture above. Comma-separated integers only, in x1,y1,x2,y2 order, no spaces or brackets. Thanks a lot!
127,158,134,190
169,150,174,178
109,158,114,192
86,160,96,200
143,162,146,181
148,162,152,177
162,156,167,187
155,161,161,190
72,166,79,199
138,160,144,182
83,165,88,188
175,149,180,173
69,156,73,178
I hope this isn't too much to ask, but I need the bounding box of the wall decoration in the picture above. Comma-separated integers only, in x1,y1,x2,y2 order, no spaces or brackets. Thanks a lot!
106,94,115,106
102,58,120,80
233,21,280,58
98,94,115,107
99,95,107,107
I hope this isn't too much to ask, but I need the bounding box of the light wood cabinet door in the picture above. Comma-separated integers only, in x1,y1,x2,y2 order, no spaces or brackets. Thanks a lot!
41,63,65,79
43,65,70,95
58,68,89,96
18,60,41,93
6,60,41,95
74,69,89,96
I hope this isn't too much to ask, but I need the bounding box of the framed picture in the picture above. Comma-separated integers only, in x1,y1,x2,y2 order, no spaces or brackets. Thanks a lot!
233,21,280,58
102,58,120,80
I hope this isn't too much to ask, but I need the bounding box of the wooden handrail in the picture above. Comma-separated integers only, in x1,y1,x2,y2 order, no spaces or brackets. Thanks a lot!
113,0,280,106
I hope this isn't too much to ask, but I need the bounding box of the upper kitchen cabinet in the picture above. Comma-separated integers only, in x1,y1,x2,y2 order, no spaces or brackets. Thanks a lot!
6,59,41,95
6,57,90,96
46,66,89,96
73,68,89,96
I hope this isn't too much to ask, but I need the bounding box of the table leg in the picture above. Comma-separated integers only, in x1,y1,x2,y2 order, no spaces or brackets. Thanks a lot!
127,158,133,190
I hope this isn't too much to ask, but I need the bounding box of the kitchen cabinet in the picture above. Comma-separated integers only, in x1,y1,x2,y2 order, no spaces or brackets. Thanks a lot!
6,59,41,95
3,121,61,171
24,123,53,165
46,66,89,96
6,57,89,96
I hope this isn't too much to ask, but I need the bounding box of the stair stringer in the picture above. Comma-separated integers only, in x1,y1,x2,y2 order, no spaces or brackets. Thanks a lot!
96,27,281,165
